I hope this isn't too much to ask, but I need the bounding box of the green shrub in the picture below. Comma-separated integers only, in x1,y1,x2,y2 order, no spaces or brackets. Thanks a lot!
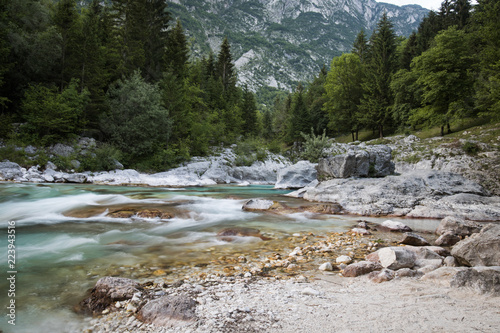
462,141,480,155
299,128,331,163
233,138,268,167
80,144,123,172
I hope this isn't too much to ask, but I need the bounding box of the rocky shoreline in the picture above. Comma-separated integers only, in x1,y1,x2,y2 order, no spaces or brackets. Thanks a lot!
78,216,500,333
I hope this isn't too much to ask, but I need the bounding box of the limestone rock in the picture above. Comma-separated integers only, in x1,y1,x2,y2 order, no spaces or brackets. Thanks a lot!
137,295,198,327
380,220,412,232
0,161,23,180
342,261,382,277
317,144,394,179
451,224,500,267
319,262,333,271
302,170,496,219
444,256,459,267
79,277,141,314
274,160,317,189
421,267,469,286
435,231,461,247
450,266,500,295
435,216,482,237
336,255,352,264
63,173,87,183
378,247,416,270
368,268,395,283
399,232,430,246
415,259,444,274
242,199,274,211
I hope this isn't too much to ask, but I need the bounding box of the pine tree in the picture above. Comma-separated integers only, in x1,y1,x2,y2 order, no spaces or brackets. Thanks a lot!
216,37,237,101
240,85,258,137
360,13,397,138
288,83,311,142
52,0,80,91
307,65,329,135
352,29,369,63
165,19,189,78
400,32,418,70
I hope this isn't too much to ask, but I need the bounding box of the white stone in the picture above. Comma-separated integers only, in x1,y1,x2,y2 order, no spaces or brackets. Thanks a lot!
319,262,333,271
336,255,352,264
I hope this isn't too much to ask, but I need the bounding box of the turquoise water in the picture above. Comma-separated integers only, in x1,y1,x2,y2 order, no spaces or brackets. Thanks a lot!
0,182,439,332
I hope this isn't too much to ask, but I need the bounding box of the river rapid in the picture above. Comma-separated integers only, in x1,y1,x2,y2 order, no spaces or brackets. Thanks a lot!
0,182,440,332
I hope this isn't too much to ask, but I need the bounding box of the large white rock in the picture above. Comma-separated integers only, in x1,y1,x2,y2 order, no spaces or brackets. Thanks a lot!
378,247,416,270
275,160,317,189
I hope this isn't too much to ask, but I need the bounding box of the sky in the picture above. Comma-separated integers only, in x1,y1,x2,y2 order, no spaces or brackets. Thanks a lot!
379,1,476,11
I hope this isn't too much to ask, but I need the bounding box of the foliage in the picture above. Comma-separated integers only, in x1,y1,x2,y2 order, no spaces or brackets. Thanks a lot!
20,79,89,145
233,138,268,167
324,53,364,141
462,140,480,155
79,143,123,171
299,128,331,163
100,71,171,161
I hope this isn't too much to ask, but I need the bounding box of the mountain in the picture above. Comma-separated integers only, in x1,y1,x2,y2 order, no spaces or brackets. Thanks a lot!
166,0,429,91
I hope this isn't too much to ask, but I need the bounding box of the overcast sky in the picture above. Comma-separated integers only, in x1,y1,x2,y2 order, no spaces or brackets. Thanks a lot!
379,1,476,11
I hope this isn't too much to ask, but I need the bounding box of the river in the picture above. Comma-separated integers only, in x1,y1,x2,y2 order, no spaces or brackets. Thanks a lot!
0,182,440,332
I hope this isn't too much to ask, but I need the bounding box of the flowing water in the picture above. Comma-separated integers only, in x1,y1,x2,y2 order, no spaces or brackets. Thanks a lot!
0,182,440,332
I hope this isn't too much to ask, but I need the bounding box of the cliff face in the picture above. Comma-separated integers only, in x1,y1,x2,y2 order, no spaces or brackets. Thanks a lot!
167,0,428,90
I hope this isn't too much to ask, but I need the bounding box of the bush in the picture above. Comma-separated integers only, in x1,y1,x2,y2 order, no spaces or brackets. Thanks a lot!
233,138,268,167
80,144,123,172
462,141,480,155
299,128,331,163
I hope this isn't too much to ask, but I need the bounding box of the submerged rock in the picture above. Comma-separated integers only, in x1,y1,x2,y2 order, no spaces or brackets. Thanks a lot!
216,227,271,241
242,199,274,211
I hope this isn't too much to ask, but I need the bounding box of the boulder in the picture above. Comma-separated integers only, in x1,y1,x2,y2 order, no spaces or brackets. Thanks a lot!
450,266,500,295
421,267,469,286
302,170,496,219
317,144,394,179
242,199,274,211
342,261,382,277
435,216,482,237
49,143,74,157
415,259,444,274
403,246,446,260
319,262,333,271
435,231,461,247
451,224,500,267
444,256,459,267
63,173,87,183
378,247,416,270
79,277,141,314
368,268,395,283
380,220,412,232
336,255,352,264
137,295,198,327
399,232,430,246
274,160,317,189
0,161,23,180
395,268,422,278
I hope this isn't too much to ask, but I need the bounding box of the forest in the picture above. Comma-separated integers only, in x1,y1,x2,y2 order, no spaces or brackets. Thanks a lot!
0,0,499,171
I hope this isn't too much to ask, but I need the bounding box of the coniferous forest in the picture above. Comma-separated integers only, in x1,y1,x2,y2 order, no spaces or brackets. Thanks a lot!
0,0,499,172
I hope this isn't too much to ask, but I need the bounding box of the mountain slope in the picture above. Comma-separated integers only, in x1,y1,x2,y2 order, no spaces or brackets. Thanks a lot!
168,0,428,90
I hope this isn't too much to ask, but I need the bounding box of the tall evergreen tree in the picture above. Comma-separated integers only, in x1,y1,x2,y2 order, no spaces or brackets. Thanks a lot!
165,19,189,79
53,0,80,91
352,29,369,63
240,85,258,137
360,13,397,138
288,83,311,142
307,65,329,135
216,37,237,101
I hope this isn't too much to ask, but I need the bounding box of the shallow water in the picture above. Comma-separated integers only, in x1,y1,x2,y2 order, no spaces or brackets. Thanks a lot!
0,182,440,332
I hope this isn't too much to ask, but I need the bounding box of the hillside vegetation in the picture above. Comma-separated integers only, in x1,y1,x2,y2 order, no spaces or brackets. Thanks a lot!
0,0,498,175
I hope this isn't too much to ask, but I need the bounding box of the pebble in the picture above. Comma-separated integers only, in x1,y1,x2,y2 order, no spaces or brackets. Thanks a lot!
302,287,321,296
319,262,333,271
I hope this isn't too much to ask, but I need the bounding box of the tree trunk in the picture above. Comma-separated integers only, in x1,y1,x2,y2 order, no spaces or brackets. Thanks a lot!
440,125,444,136
355,130,359,141
351,131,355,142
447,123,451,134
379,125,384,139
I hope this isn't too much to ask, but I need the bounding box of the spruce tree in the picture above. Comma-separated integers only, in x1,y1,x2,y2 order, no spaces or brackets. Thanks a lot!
352,29,369,63
240,85,258,137
165,19,189,79
216,37,237,101
360,13,397,138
